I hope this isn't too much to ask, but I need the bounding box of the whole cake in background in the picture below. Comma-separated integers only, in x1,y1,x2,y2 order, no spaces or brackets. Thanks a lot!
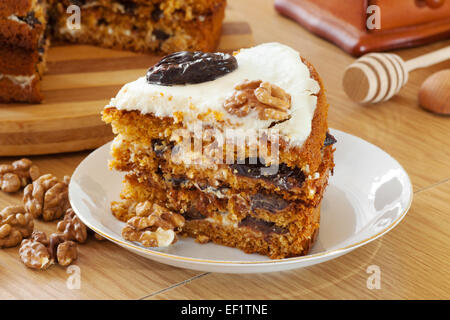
102,42,336,259
0,0,227,103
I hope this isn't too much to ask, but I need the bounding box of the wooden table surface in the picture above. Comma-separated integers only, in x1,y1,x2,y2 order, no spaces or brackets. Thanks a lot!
1,0,449,300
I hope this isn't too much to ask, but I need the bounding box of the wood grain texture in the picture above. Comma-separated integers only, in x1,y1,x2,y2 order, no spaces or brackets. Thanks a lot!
275,0,450,56
0,16,253,156
0,162,202,300
0,0,449,299
149,181,450,300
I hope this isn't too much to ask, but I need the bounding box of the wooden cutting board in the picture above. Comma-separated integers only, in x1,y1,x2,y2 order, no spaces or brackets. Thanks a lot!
0,19,253,156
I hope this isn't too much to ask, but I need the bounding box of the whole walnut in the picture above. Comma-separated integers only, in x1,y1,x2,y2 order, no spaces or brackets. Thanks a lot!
0,158,40,193
0,205,34,248
23,174,71,221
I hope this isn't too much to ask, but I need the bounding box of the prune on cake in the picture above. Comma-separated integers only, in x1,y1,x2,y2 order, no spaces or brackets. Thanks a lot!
151,6,163,21
20,12,41,27
146,51,238,86
324,132,337,146
153,29,170,41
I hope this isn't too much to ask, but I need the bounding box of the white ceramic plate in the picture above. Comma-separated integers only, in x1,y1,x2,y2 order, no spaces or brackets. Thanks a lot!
69,129,413,273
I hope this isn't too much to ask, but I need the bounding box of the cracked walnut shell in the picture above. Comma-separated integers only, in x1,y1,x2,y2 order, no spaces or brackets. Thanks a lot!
122,201,185,247
23,174,71,221
0,205,34,248
223,80,292,121
57,208,87,243
0,158,40,193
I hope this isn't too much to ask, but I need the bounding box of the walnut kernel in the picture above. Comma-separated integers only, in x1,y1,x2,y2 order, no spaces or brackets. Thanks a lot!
122,202,184,247
224,80,292,121
57,208,87,243
19,237,53,270
0,159,40,193
0,205,34,248
19,231,78,269
23,174,71,221
57,241,78,266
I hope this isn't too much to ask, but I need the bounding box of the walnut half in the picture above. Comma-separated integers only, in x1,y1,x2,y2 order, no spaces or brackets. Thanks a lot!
57,208,87,243
23,174,71,221
0,159,40,193
122,201,185,247
0,205,34,248
223,80,292,121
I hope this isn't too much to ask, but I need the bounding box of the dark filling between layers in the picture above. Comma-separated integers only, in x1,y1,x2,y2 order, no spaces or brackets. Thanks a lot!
184,210,288,237
17,11,41,27
183,208,207,221
150,139,307,191
238,216,288,235
250,193,289,213
230,159,306,190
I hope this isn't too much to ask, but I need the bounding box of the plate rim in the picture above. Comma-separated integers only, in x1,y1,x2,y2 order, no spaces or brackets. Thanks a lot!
69,128,413,266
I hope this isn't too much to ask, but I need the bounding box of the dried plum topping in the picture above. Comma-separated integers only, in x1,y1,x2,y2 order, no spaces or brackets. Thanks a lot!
324,132,337,147
20,12,40,27
97,18,108,26
151,6,163,21
153,29,170,41
230,158,305,190
169,177,189,187
146,51,238,86
151,139,173,157
183,208,206,221
251,193,289,213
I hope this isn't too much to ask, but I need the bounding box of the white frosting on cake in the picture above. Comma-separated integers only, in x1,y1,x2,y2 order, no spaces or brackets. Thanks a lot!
107,42,321,146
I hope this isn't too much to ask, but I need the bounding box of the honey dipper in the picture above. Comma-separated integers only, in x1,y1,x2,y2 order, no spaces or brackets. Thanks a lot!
342,46,450,104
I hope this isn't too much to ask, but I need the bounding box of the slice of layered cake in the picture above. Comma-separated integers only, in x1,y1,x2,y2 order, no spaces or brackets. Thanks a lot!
0,1,226,103
49,0,226,53
102,42,336,259
0,0,49,103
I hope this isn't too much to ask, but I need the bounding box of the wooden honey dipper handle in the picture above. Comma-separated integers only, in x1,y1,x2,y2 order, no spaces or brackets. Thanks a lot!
343,46,450,104
405,46,450,72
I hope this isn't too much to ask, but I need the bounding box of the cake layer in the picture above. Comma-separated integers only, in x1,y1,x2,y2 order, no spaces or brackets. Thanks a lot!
104,46,327,153
107,132,334,204
102,50,329,174
0,0,40,18
50,0,226,53
0,72,43,103
0,1,47,50
0,38,49,75
49,0,226,16
181,205,320,259
112,181,321,259
0,45,39,75
113,171,326,228
0,36,48,103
